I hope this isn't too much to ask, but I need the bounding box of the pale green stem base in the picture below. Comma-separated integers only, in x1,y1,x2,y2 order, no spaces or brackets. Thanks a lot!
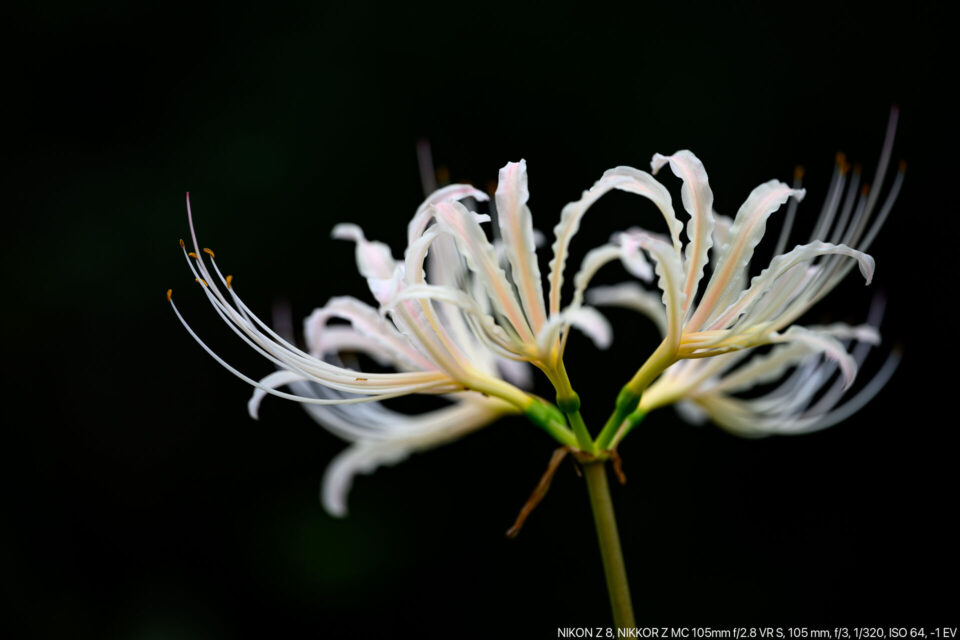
583,461,635,630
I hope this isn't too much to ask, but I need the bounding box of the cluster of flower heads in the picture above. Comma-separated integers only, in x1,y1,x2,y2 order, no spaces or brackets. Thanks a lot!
172,112,902,515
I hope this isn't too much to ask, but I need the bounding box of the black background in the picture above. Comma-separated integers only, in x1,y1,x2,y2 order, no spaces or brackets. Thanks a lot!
4,1,957,638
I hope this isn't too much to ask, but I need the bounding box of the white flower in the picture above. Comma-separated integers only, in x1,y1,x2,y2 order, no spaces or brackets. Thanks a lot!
171,111,903,510
170,160,644,514
637,299,900,438
587,110,903,445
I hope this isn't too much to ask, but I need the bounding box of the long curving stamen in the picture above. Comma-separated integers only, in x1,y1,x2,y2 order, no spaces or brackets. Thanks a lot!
169,293,452,404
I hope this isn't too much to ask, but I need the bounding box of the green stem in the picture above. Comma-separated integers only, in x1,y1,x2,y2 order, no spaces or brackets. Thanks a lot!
566,409,596,454
594,387,641,452
583,461,635,629
595,339,675,450
552,359,595,453
616,408,647,446
523,400,579,448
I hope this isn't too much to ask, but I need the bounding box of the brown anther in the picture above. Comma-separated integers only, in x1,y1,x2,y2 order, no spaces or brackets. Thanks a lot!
188,251,198,259
835,151,846,166
899,159,907,172
861,184,871,196
506,446,574,538
436,165,450,186
225,275,233,289
839,160,851,175
203,248,215,258
355,377,368,382
853,163,862,175
166,288,173,301
179,239,186,249
793,165,805,181
195,277,208,287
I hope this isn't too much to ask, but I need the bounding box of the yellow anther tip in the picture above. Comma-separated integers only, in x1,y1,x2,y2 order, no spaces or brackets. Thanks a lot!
166,289,173,301
179,239,185,249
195,277,208,287
203,248,215,258
861,184,871,196
188,251,198,259
793,165,805,181
226,275,233,289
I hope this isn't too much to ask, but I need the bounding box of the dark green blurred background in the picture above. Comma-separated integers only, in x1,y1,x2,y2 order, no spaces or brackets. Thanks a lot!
4,1,957,638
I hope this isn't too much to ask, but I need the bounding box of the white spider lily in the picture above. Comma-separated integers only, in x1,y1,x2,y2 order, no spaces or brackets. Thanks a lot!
637,312,900,438
395,160,643,393
170,156,643,514
588,111,903,446
594,117,899,375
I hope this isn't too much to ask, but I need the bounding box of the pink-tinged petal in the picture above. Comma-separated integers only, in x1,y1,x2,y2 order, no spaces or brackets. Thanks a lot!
406,184,490,245
366,269,405,308
565,306,613,350
536,305,612,355
332,223,396,280
689,181,805,331
711,212,734,251
701,213,746,325
651,150,716,312
304,296,435,371
423,232,495,368
616,232,655,282
393,229,486,380
548,166,683,316
432,201,535,343
616,230,686,351
392,283,517,354
495,160,548,332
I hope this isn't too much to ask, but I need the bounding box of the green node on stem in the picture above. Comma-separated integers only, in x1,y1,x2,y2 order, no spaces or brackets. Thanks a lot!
556,391,581,414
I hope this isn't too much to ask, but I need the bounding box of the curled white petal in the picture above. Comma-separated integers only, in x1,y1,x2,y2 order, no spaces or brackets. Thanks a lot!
548,166,683,316
690,181,805,330
495,160,548,332
616,230,686,351
651,150,716,311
